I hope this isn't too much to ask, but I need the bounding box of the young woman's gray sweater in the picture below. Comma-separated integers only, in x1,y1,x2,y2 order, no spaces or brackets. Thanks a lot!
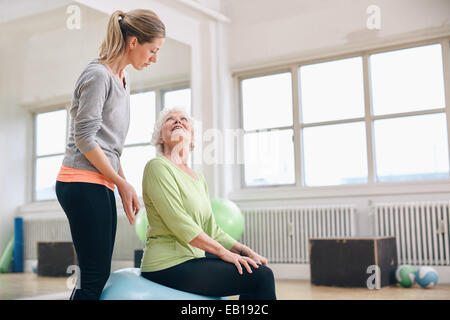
62,59,130,174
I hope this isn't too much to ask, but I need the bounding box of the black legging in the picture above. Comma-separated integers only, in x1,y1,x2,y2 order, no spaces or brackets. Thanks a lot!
55,181,117,300
142,252,277,300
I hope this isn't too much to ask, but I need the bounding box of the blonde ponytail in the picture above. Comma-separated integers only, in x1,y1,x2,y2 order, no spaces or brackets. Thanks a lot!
98,9,166,65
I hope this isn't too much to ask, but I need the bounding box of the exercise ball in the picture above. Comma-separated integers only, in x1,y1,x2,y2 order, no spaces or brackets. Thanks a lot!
396,265,417,288
100,268,225,300
135,208,149,243
416,266,438,289
210,199,244,241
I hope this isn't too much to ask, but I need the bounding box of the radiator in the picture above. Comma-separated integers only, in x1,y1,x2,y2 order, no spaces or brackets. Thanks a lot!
240,205,356,264
21,214,143,262
374,201,450,266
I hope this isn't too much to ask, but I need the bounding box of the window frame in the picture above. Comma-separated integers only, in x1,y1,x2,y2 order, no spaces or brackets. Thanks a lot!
236,37,450,191
161,84,193,114
30,81,191,203
32,105,69,202
238,68,297,188
109,81,192,200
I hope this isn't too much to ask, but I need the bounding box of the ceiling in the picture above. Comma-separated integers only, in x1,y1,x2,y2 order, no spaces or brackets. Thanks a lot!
0,0,73,23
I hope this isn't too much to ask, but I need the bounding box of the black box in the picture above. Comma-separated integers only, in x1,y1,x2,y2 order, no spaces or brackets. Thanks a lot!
37,242,77,277
134,249,144,268
309,236,397,288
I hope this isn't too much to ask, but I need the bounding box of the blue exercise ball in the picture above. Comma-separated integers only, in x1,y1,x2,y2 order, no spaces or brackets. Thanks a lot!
100,268,226,300
416,266,438,289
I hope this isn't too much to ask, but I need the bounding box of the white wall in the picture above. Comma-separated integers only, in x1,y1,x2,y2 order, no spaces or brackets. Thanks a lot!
223,0,450,70
0,37,28,255
19,5,190,106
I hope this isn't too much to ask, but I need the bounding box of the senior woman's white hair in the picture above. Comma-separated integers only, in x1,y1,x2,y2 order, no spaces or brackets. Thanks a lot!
150,106,195,156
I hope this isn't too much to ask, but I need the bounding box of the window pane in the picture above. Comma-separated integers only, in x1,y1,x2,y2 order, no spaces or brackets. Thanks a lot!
374,113,449,182
36,110,66,156
35,155,64,201
125,91,155,145
370,44,445,116
299,57,365,123
244,129,295,186
303,122,368,186
242,73,293,131
121,146,156,197
164,88,191,114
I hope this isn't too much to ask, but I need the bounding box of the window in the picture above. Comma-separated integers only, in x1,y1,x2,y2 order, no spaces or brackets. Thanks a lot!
32,84,191,203
239,41,450,189
33,92,157,202
244,129,295,186
162,87,193,167
34,109,67,201
241,72,296,186
302,122,368,186
370,43,448,182
370,44,445,116
121,91,157,198
163,88,192,114
300,57,365,123
299,56,367,186
374,114,449,182
121,85,192,198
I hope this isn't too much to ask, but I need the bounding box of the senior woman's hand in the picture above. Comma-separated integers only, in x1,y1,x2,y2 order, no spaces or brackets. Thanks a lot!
189,232,260,275
244,249,268,267
218,250,260,275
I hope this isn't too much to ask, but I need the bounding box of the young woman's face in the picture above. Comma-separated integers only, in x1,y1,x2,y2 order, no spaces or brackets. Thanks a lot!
129,37,165,70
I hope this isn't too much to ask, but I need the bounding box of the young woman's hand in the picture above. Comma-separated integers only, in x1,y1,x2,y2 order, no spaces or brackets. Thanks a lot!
117,179,140,225
218,250,259,275
83,147,140,225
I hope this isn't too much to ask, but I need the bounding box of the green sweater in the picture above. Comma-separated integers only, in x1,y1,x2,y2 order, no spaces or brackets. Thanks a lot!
140,156,237,272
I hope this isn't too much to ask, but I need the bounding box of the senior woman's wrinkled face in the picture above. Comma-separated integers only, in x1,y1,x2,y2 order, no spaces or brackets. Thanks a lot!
159,111,193,151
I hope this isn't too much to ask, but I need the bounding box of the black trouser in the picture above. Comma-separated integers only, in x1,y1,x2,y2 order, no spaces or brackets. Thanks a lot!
142,252,277,300
55,181,117,300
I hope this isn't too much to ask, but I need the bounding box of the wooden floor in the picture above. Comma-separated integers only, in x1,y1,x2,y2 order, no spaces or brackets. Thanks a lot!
1,272,449,300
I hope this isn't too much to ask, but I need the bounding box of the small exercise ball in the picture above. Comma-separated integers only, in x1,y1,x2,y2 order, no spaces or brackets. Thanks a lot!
396,265,417,288
134,208,149,243
416,266,438,289
100,268,225,300
210,199,244,241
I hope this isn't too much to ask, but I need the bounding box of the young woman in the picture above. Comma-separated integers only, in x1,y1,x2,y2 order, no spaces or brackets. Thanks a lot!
55,9,165,300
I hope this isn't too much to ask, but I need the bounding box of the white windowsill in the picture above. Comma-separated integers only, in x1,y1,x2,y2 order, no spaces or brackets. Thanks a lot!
229,179,450,203
17,180,450,214
17,198,144,217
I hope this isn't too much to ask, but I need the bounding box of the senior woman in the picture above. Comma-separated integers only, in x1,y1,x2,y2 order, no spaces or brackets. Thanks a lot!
140,107,277,300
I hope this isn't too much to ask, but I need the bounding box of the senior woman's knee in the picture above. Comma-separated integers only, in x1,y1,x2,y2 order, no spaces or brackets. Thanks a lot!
253,264,275,285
